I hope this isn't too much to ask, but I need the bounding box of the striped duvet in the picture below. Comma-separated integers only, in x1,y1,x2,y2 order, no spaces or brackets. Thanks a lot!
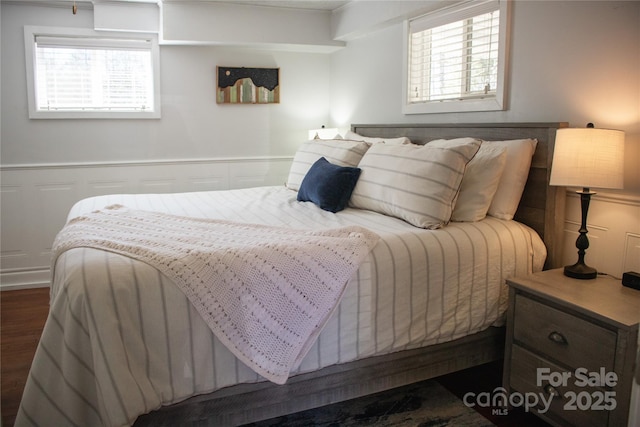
16,186,546,427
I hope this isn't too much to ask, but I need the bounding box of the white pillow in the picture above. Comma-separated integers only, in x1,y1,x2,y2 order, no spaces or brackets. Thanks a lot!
344,130,412,146
286,139,370,191
349,139,481,229
485,139,538,220
429,139,508,222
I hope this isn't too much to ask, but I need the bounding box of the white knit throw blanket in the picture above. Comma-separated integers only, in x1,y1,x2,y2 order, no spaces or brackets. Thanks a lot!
51,205,379,384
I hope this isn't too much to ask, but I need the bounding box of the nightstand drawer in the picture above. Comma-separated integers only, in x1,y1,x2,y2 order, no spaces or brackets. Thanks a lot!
513,294,616,372
510,345,609,427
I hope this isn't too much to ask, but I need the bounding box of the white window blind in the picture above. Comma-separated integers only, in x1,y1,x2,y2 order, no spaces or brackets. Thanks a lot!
24,27,161,119
403,0,508,114
35,36,153,112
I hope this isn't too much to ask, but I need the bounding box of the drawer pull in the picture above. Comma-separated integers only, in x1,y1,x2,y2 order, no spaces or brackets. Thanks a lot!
543,384,562,398
548,331,568,345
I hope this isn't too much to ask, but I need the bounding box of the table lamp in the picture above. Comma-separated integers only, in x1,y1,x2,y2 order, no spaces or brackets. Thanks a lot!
549,124,625,279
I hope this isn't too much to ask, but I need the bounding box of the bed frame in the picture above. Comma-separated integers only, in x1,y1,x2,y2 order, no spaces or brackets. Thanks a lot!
135,122,568,426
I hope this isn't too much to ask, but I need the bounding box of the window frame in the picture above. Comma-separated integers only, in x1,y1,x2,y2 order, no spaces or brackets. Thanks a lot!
402,0,510,115
24,26,161,119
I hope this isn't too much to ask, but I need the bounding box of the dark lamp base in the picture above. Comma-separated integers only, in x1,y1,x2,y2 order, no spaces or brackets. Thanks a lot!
564,263,597,280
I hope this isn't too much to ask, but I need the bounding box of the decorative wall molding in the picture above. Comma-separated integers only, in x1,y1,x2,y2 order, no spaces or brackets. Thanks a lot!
565,189,640,207
1,156,293,290
0,156,294,171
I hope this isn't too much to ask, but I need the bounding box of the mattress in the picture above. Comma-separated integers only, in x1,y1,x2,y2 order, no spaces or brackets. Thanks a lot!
16,185,546,427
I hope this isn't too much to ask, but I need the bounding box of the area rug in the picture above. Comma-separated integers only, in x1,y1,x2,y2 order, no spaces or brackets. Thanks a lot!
241,379,495,427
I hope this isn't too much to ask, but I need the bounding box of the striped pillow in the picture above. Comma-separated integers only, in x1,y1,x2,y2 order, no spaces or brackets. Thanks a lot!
349,140,481,229
286,139,370,191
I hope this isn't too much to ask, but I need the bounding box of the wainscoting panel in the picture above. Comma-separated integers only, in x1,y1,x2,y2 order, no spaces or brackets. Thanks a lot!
3,168,637,290
562,192,640,278
87,179,131,195
0,185,28,264
0,157,292,289
35,182,82,255
624,233,640,273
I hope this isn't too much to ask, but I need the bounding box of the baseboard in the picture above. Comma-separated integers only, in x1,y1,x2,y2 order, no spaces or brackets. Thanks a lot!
0,268,50,291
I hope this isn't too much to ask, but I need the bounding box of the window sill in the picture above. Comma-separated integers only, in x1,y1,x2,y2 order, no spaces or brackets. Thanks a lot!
402,96,505,115
28,110,161,120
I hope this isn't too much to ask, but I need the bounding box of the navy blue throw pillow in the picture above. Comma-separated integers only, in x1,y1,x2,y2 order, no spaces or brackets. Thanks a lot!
297,157,362,213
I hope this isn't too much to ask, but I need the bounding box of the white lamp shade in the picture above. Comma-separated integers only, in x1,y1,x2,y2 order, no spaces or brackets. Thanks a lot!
550,128,625,189
308,127,340,140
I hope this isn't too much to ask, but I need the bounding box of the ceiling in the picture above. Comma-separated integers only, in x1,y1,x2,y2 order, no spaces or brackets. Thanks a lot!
3,0,351,11
200,1,350,10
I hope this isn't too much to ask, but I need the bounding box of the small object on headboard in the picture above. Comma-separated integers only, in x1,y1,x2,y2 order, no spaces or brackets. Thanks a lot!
622,271,640,290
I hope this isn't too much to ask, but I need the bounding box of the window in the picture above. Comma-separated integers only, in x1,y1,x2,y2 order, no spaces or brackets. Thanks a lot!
403,0,510,114
24,26,160,119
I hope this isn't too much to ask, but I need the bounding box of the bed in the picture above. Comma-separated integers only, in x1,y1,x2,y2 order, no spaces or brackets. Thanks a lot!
16,123,567,427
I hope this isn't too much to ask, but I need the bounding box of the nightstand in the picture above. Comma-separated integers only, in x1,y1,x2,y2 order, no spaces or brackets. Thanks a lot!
503,269,640,427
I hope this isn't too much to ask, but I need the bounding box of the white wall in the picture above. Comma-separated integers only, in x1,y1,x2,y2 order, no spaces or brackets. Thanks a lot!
329,0,640,278
0,1,332,287
2,0,639,283
160,1,343,52
330,0,639,192
0,2,332,166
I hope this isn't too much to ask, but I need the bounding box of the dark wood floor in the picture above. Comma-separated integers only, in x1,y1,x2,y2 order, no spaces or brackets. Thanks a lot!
1,287,549,427
1,288,50,427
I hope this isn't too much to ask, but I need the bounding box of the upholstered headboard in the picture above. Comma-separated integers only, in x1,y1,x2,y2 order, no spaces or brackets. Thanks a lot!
351,122,568,270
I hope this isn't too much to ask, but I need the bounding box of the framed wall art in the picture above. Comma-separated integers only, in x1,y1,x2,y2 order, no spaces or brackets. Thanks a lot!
216,66,280,104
